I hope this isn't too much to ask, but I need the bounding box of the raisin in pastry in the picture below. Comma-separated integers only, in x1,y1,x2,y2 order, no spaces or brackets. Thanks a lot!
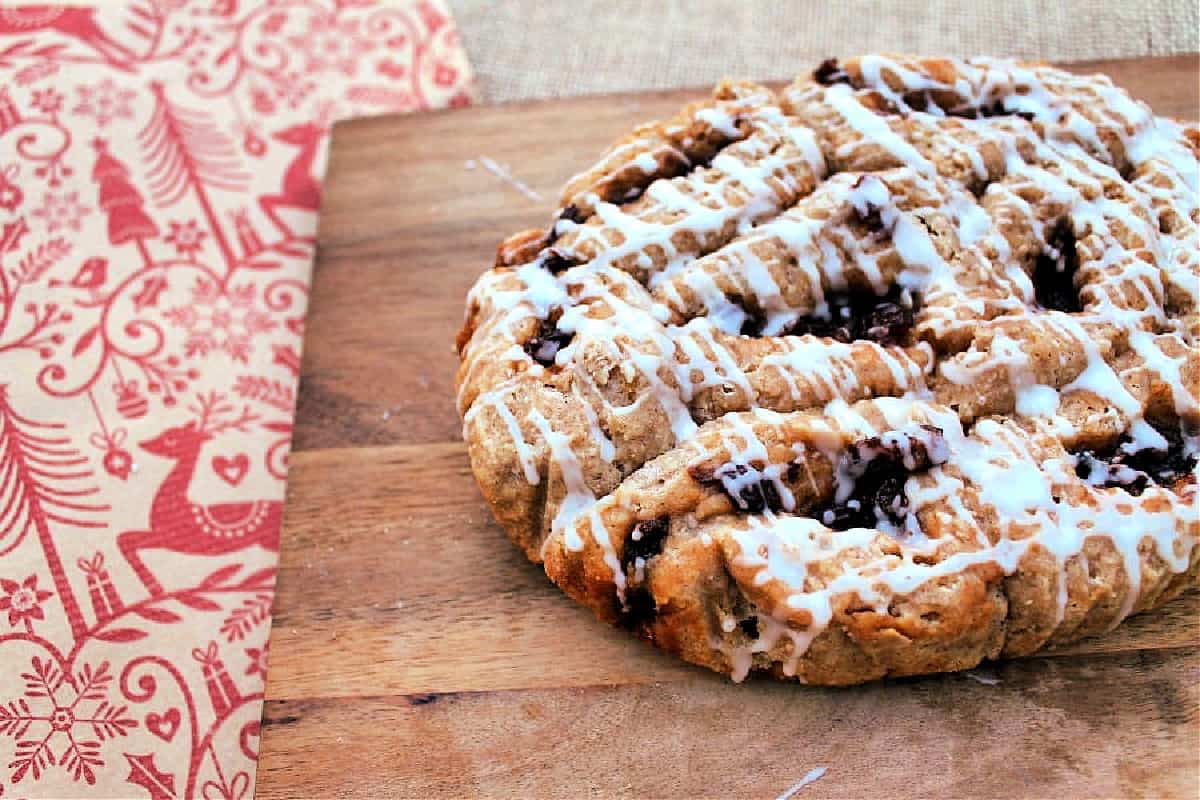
455,57,1199,685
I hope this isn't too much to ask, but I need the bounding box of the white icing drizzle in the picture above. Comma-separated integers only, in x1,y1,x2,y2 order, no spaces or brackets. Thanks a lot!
574,383,616,462
725,409,1195,674
464,389,540,485
825,85,935,176
526,407,595,536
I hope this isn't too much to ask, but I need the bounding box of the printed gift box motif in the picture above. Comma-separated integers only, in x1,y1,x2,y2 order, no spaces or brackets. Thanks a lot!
0,2,473,797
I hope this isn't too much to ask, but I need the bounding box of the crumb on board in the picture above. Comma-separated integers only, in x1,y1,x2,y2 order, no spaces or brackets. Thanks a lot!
964,668,1002,686
475,154,543,201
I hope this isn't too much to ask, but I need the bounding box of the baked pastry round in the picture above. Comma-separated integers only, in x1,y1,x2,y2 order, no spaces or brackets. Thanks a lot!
455,56,1200,685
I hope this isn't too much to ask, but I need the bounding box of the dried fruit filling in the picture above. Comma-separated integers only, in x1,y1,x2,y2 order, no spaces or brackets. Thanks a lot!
523,318,574,367
1032,221,1082,313
820,425,950,531
742,286,918,347
1074,424,1198,495
620,517,671,628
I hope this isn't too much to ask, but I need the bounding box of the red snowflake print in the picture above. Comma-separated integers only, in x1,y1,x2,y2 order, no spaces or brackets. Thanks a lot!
30,88,64,117
164,278,277,363
0,659,136,785
288,14,377,77
274,71,316,110
0,576,53,633
30,191,91,233
164,219,208,260
244,643,268,678
73,78,137,128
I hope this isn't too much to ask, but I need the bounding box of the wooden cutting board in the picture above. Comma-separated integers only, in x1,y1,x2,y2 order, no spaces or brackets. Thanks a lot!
256,55,1200,799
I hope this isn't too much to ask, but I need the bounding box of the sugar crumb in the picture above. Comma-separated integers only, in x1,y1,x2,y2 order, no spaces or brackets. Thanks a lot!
964,669,1002,686
477,154,542,202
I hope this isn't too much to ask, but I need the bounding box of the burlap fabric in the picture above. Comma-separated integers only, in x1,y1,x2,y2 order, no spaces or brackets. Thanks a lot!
450,0,1199,103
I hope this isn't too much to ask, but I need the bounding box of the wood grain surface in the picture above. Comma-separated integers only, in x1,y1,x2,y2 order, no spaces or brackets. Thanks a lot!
256,55,1200,799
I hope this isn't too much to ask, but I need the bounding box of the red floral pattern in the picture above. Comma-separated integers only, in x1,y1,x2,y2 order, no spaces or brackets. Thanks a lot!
0,1,474,796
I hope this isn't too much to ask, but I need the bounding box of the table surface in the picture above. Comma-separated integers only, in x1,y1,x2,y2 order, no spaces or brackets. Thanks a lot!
447,0,1200,103
256,55,1200,799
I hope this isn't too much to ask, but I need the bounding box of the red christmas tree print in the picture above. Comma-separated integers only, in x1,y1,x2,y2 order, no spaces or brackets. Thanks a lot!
0,386,108,638
90,138,158,263
140,81,248,269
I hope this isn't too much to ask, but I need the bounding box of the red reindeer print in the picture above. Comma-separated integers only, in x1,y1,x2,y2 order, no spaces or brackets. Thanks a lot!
118,394,279,597
258,122,323,240
0,7,136,66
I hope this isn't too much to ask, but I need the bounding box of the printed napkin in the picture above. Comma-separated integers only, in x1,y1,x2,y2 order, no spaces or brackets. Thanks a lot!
0,2,473,797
